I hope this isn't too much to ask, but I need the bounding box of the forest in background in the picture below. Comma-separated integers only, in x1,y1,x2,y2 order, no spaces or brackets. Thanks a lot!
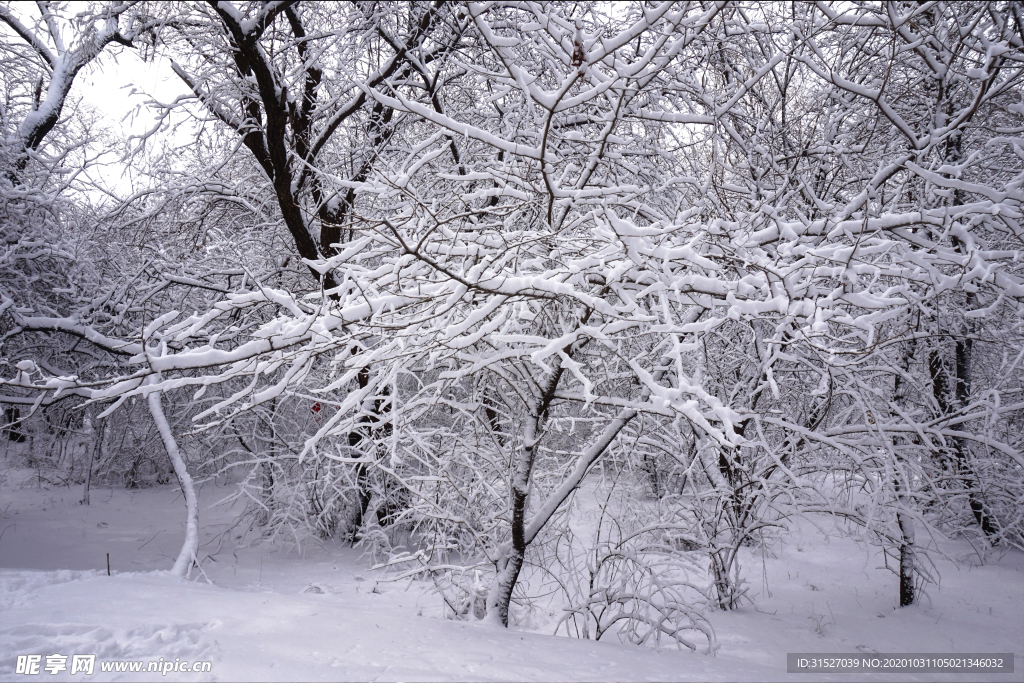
1,0,1022,651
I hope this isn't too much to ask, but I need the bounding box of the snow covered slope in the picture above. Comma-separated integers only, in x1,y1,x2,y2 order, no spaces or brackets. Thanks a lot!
1,478,1021,681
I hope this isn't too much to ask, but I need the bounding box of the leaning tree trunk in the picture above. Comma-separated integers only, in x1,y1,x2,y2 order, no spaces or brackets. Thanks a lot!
485,400,640,626
484,411,540,627
146,375,198,578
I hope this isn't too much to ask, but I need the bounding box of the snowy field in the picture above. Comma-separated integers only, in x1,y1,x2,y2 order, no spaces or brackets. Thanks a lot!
1,470,1020,683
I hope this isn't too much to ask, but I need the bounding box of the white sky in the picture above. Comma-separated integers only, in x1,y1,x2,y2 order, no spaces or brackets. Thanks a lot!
2,2,193,196
75,50,192,196
81,51,186,131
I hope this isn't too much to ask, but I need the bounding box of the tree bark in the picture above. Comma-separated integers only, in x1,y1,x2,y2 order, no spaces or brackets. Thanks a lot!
897,500,915,607
893,340,916,606
952,293,998,539
80,416,103,506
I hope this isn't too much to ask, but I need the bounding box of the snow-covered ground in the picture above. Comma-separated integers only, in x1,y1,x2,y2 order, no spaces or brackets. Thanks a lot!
1,470,1021,682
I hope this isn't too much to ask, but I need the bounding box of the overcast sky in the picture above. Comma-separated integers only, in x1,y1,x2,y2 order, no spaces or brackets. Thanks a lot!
75,48,192,195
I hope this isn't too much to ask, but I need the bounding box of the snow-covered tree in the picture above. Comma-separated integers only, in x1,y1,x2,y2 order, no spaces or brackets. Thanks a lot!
2,0,1021,628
